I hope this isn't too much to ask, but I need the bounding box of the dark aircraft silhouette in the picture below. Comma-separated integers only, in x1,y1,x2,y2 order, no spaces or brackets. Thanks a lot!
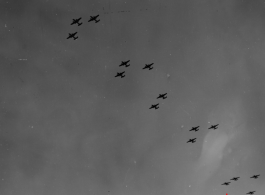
189,126,199,132
143,63,154,70
71,17,82,26
88,15,100,23
250,175,260,179
67,32,78,40
231,177,240,181
221,182,231,185
149,103,159,109
115,71,125,78
246,191,255,195
157,93,167,99
187,138,196,143
208,124,219,130
119,60,130,67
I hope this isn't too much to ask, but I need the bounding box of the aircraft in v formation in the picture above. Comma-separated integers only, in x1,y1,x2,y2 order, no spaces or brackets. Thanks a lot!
187,138,196,143
246,191,256,195
143,63,154,70
149,103,159,109
208,124,219,130
230,177,240,181
250,175,260,179
115,71,125,78
157,93,167,99
71,17,82,26
88,15,100,23
189,126,199,132
221,182,231,185
119,60,130,67
67,32,78,40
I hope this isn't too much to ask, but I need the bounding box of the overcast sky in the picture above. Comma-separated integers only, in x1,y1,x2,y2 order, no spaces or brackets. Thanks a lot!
1,0,265,195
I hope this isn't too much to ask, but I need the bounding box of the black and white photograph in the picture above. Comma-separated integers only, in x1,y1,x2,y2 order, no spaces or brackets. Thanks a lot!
0,0,265,195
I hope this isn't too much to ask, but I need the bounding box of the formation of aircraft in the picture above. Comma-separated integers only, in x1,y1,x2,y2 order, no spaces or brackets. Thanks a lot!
149,103,159,109
71,17,82,26
143,63,154,70
250,175,260,179
187,138,196,143
246,191,256,195
157,93,167,99
231,177,240,181
67,32,78,40
115,71,125,78
189,126,199,132
208,124,219,130
88,15,100,23
119,60,130,67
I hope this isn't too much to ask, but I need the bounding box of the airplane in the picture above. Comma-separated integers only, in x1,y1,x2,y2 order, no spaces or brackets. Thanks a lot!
71,17,82,26
250,175,260,179
208,124,219,130
143,63,154,70
187,138,196,143
221,182,231,185
189,126,199,132
246,191,256,195
67,32,78,40
88,15,100,23
230,177,240,181
115,71,125,78
149,103,159,109
157,93,167,99
119,60,130,67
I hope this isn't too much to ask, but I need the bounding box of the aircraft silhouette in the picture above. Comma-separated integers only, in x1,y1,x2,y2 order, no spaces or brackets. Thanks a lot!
88,15,100,23
187,138,196,143
115,71,125,78
143,63,154,70
119,60,130,67
71,17,82,26
208,124,219,130
189,126,199,132
231,177,240,181
149,103,159,109
246,191,255,195
67,32,78,40
221,182,231,185
157,93,167,99
250,175,260,179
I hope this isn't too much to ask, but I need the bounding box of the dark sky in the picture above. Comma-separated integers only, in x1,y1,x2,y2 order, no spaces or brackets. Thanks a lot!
0,0,265,195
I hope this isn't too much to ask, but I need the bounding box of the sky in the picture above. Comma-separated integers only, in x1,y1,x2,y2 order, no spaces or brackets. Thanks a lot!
0,0,265,195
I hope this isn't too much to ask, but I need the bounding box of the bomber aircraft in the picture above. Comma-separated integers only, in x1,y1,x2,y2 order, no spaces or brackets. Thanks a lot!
119,60,130,67
157,93,167,99
115,71,125,78
208,124,219,130
71,17,82,26
250,175,260,179
187,138,196,143
189,126,199,132
143,63,154,70
149,103,159,109
67,32,78,40
88,15,100,23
